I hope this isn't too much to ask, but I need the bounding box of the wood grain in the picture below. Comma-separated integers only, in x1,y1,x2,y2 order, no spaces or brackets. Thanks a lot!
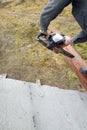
64,45,87,90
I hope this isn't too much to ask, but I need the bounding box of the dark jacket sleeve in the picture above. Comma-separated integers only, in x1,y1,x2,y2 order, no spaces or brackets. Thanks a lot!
71,31,87,44
40,0,71,31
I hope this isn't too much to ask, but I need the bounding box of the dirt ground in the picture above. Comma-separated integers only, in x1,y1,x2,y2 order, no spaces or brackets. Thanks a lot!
0,1,87,91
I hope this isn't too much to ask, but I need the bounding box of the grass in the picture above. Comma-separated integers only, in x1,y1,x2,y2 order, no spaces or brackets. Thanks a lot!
0,0,87,90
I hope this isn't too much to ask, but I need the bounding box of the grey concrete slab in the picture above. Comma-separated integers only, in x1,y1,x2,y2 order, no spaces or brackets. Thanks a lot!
31,85,87,130
0,76,87,130
0,77,35,130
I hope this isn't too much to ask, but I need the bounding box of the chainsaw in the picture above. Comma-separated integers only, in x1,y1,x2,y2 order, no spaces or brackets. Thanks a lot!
36,32,75,58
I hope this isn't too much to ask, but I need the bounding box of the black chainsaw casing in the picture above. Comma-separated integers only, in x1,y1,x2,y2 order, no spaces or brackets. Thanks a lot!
36,33,75,58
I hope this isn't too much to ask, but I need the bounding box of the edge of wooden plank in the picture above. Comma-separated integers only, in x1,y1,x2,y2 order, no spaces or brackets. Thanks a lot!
64,45,87,90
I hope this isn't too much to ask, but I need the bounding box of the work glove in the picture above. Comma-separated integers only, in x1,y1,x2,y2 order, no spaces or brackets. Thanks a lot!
64,36,73,45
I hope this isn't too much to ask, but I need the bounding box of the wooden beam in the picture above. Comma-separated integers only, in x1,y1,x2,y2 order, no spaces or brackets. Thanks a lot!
64,45,87,90
36,79,41,86
0,74,7,79
52,30,87,90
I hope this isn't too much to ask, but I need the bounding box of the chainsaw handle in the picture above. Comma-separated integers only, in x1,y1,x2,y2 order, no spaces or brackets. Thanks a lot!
36,33,49,47
36,33,47,41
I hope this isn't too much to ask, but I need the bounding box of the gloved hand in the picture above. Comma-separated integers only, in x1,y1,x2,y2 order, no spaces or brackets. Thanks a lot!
40,30,48,35
64,36,73,45
36,32,47,40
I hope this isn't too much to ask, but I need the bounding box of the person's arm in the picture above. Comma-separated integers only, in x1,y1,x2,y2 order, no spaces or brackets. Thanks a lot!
71,31,87,44
40,0,71,32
